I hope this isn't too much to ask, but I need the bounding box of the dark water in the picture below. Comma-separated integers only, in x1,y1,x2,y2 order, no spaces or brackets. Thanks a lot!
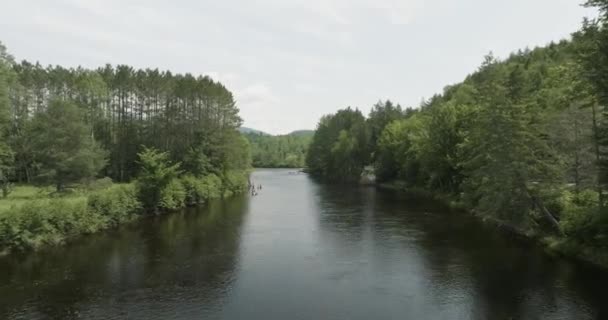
1,169,608,320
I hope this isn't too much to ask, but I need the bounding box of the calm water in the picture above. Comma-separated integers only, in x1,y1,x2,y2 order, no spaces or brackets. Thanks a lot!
1,169,608,319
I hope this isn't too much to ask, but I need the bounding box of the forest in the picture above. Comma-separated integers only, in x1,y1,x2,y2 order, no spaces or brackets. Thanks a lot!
0,43,251,251
305,0,608,263
245,130,313,168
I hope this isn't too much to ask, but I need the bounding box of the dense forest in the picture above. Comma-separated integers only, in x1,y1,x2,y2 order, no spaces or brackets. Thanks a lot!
0,42,251,251
0,47,249,185
245,130,313,168
306,0,608,260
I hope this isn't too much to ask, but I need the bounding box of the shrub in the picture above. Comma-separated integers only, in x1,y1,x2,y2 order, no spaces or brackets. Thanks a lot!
0,198,103,251
180,175,204,205
136,147,181,210
200,174,223,199
180,174,226,205
87,184,141,227
559,189,599,241
86,177,114,191
221,170,248,197
159,179,186,210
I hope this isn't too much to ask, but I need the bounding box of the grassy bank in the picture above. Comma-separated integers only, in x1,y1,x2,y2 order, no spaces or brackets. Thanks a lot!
0,171,249,254
378,180,608,270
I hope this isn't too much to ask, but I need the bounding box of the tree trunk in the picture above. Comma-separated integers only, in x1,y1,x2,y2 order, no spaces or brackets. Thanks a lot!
591,103,604,208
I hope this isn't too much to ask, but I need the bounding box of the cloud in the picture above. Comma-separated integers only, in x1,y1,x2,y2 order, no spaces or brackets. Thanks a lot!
238,84,280,107
0,0,595,134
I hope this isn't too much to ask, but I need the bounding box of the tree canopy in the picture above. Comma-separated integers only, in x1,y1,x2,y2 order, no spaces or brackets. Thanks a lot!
245,131,313,168
0,41,251,193
305,3,608,247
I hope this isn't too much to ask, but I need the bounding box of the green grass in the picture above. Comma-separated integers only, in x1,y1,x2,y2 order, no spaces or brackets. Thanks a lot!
0,185,87,214
0,172,249,252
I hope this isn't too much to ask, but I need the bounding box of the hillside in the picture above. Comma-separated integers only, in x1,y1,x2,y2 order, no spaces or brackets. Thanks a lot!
244,130,313,168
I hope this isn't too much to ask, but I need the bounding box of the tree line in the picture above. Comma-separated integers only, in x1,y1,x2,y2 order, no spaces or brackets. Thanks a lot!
0,42,250,193
0,42,252,251
305,0,608,255
245,131,313,168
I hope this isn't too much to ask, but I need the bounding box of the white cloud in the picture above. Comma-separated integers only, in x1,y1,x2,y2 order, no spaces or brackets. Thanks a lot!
0,0,597,134
238,84,280,107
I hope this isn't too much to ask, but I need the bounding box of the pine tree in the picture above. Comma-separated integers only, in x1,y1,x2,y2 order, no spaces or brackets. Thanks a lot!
29,100,108,191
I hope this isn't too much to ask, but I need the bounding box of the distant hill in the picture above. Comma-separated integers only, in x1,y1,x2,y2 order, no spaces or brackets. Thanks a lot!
239,127,314,137
238,127,269,135
242,128,314,168
287,130,314,137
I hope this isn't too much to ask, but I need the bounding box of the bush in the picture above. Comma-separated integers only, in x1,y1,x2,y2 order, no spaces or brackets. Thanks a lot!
200,174,223,199
136,147,181,210
159,179,186,210
221,170,249,197
87,184,141,227
559,189,600,241
180,175,205,205
180,174,225,205
0,169,250,252
0,198,104,251
86,177,114,191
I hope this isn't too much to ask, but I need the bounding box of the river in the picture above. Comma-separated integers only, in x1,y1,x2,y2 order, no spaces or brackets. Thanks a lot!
1,169,607,319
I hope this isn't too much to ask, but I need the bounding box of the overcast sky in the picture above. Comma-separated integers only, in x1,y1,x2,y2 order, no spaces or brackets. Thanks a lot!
0,0,597,134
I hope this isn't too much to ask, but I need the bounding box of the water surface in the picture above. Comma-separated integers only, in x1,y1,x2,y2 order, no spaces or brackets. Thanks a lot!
1,169,607,319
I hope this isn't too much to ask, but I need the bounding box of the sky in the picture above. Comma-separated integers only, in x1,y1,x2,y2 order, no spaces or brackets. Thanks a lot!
0,0,598,135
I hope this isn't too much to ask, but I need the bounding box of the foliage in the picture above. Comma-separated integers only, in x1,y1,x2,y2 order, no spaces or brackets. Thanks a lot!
87,183,141,227
0,41,252,253
367,100,407,160
305,2,608,251
375,115,424,183
0,169,249,252
221,170,249,197
0,48,245,183
159,179,187,210
135,147,181,211
0,198,103,251
29,99,108,192
306,108,370,182
0,42,14,198
245,131,313,168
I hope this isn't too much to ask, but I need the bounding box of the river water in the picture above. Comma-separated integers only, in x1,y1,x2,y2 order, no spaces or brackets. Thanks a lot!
1,169,608,319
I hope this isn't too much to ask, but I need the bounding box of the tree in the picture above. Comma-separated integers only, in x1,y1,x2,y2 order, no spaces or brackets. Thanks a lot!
413,102,474,192
135,147,181,211
460,58,562,229
367,100,403,159
0,42,13,197
306,108,369,182
375,115,423,183
5,58,246,183
29,100,108,191
245,131,313,168
575,4,608,207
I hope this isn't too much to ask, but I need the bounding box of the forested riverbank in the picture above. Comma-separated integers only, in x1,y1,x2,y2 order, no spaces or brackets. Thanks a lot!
244,130,313,168
305,0,608,268
0,43,251,253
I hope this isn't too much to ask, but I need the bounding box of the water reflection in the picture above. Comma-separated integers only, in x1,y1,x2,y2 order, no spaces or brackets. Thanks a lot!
315,184,608,320
0,196,249,320
1,170,608,320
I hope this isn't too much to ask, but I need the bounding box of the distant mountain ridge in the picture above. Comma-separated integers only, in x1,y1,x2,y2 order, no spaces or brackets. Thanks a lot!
238,127,269,135
287,130,314,137
239,127,313,137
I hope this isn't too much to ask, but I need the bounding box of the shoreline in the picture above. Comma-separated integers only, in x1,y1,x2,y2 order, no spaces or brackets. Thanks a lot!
0,171,250,255
376,180,608,271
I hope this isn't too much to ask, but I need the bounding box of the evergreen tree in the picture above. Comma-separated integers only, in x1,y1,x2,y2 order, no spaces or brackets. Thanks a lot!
0,42,14,197
29,100,108,191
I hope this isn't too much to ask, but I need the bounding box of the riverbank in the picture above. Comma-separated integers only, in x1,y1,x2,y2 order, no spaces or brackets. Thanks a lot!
377,180,608,270
0,171,249,255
